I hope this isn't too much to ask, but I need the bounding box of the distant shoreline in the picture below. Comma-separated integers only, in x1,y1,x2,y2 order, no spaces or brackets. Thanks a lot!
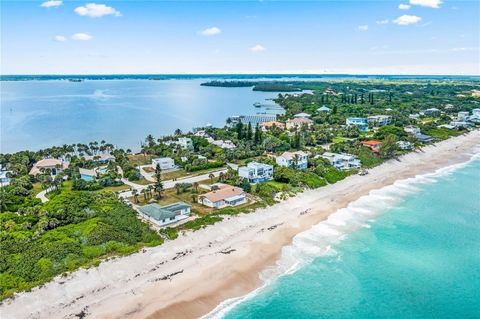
2,74,480,81
1,130,478,319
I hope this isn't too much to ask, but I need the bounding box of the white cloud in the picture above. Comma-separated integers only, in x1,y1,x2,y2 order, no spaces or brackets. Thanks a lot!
54,35,67,42
74,3,121,18
249,44,266,52
393,15,422,25
358,25,369,31
409,0,442,8
398,4,411,10
376,19,389,24
71,33,92,41
40,0,62,8
199,27,221,36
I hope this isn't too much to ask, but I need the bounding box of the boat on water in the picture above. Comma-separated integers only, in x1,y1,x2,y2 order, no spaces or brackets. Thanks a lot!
68,79,84,82
253,102,262,107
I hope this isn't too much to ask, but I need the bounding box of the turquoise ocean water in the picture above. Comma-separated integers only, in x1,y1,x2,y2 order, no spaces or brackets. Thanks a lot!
210,155,480,319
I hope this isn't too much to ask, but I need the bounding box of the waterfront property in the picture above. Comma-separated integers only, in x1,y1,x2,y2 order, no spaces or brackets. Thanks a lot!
206,137,236,149
404,125,421,135
79,168,97,181
346,117,368,131
166,137,194,150
397,141,413,150
367,115,393,127
360,140,382,153
457,111,470,121
276,151,308,169
260,121,285,131
286,117,314,130
29,158,69,176
238,162,274,184
229,115,278,127
319,152,361,170
152,157,176,170
137,202,191,227
198,185,247,208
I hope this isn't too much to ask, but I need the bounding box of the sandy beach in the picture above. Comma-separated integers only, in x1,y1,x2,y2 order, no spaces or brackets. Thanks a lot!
1,130,479,319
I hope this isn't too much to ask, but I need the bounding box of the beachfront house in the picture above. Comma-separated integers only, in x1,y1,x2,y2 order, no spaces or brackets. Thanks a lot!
404,125,421,135
346,117,368,131
29,158,69,176
360,140,382,154
260,121,285,132
238,162,273,184
457,111,470,121
152,157,176,170
317,106,331,113
367,115,393,127
79,168,97,181
137,202,192,227
276,151,308,169
319,152,361,170
397,141,413,150
286,117,313,130
199,185,247,208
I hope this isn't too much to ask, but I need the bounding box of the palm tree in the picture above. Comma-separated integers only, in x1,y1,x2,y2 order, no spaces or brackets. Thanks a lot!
174,183,182,195
132,189,139,203
209,173,215,183
192,182,199,193
141,189,147,201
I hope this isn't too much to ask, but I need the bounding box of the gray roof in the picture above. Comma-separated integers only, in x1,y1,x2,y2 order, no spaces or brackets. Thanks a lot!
317,106,331,112
138,202,191,221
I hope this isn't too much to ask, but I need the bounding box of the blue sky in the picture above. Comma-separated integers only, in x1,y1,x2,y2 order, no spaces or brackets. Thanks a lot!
1,0,479,75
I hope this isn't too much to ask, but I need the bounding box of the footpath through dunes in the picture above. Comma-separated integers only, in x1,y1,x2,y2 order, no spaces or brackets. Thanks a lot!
1,130,479,319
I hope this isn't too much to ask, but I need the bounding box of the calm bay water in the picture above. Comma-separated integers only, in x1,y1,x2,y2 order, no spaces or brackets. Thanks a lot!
0,79,281,153
215,156,480,319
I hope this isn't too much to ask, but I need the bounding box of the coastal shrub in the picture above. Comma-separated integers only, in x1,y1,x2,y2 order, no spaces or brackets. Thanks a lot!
323,168,351,184
0,192,161,300
160,227,178,240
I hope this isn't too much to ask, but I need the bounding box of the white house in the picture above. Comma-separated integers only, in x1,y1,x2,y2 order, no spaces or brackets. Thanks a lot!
286,117,313,130
0,169,12,186
319,152,361,170
276,151,308,169
404,125,421,135
177,137,194,150
137,202,191,227
397,141,413,150
152,157,176,170
409,114,420,120
206,137,237,149
367,115,393,127
238,162,274,184
29,158,69,176
199,185,247,208
457,111,470,121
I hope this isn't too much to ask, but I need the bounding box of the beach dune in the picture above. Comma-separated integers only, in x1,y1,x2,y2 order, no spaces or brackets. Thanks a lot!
1,130,479,319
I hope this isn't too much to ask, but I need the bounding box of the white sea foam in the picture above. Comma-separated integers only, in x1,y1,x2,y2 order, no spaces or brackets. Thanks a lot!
202,151,480,319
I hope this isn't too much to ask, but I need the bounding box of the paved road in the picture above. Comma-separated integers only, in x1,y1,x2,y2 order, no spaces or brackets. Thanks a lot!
118,168,229,199
35,186,54,203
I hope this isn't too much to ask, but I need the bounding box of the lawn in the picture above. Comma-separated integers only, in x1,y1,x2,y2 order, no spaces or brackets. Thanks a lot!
128,154,154,167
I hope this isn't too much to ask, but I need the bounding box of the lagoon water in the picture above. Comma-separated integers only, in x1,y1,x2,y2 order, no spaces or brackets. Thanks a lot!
216,157,480,319
0,79,281,153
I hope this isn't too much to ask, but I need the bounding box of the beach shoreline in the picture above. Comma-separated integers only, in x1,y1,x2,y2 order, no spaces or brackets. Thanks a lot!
1,130,479,319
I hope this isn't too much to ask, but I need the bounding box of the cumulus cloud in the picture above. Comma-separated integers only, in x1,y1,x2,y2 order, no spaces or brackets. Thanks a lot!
376,19,389,24
74,3,121,17
393,15,422,25
40,0,63,8
54,35,67,42
249,44,266,52
409,0,442,8
71,33,92,41
199,27,221,36
357,25,369,31
399,4,411,9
